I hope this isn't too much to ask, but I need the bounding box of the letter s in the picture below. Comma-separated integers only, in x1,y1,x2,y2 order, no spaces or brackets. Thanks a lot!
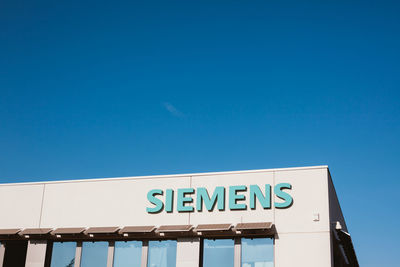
146,189,164,213
274,183,293,209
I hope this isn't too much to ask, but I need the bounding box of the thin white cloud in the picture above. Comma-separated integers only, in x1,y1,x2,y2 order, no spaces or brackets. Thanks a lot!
163,102,185,117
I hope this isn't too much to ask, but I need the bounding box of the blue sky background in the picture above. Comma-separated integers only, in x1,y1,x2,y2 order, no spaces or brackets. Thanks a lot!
0,0,399,266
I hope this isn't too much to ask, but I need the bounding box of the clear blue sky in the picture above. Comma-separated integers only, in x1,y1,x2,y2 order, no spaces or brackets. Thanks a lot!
0,0,399,266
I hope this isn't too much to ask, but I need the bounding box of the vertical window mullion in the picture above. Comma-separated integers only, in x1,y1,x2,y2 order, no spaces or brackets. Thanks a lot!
74,242,82,267
43,241,53,267
234,238,241,267
107,241,115,267
141,240,148,267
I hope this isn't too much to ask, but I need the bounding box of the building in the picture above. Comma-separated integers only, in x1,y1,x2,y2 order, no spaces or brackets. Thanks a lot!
0,166,358,267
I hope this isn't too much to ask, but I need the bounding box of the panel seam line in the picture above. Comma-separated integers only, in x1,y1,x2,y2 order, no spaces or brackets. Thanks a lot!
38,184,46,228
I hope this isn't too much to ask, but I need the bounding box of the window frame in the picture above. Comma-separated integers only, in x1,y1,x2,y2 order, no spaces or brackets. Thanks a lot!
200,236,275,267
44,235,274,267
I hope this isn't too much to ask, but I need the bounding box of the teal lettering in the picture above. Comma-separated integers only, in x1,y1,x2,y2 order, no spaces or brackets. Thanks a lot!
229,185,247,210
165,189,174,213
250,184,271,209
196,187,225,211
274,183,293,208
146,189,164,213
147,183,293,213
177,188,194,212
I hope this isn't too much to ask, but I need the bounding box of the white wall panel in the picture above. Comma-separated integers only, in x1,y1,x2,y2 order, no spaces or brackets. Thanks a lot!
25,240,47,267
176,238,200,267
40,177,191,228
275,232,332,267
274,168,330,233
0,184,43,229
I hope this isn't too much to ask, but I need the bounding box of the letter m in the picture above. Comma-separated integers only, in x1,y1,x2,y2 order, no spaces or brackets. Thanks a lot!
196,187,225,211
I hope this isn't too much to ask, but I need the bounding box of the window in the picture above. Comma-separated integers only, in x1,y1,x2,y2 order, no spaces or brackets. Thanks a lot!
50,242,76,267
80,241,108,267
147,240,177,267
241,238,273,267
202,239,234,267
2,241,28,267
113,241,142,267
42,236,273,267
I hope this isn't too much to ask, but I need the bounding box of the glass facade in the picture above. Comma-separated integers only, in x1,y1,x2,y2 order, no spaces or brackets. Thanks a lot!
147,240,177,267
203,239,235,267
80,241,108,267
241,238,274,267
50,242,76,267
0,236,274,267
113,241,142,267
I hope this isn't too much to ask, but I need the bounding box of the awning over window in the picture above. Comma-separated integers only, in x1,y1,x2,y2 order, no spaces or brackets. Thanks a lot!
51,227,86,235
0,222,274,240
195,224,233,232
157,225,193,233
119,226,156,234
0,229,21,235
235,222,273,231
19,228,52,235
84,227,120,235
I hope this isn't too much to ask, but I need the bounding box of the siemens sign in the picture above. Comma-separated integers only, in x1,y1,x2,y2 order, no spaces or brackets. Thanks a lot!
146,183,293,213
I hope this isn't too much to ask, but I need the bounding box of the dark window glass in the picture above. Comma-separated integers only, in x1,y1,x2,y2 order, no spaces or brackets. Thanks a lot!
3,241,28,267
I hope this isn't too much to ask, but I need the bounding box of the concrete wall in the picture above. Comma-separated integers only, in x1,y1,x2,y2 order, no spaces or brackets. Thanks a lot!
0,184,43,228
273,167,332,267
0,166,336,267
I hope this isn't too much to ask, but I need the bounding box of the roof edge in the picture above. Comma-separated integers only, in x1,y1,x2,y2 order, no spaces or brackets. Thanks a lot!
0,165,329,186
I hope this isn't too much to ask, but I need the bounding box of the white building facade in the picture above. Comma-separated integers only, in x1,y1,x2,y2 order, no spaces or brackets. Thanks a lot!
0,166,358,267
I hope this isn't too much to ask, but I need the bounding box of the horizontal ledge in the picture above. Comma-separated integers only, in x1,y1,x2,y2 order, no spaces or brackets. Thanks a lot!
0,229,21,235
235,222,273,231
52,228,86,235
84,227,120,234
157,225,193,233
195,224,233,232
19,228,52,235
119,226,156,234
0,222,274,239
